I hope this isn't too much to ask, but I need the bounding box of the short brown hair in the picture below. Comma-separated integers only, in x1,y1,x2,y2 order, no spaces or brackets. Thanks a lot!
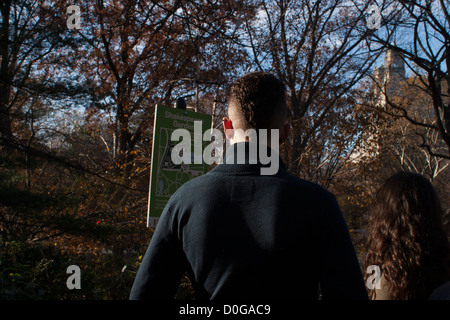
228,72,287,130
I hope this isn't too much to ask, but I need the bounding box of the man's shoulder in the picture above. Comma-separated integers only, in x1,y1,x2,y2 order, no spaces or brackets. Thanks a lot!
279,170,335,198
170,164,336,205
168,170,218,199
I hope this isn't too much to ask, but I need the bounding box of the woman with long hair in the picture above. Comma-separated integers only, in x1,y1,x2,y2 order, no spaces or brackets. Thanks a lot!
363,171,450,299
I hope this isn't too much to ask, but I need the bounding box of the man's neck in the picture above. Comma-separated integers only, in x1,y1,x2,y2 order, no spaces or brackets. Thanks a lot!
224,141,281,176
228,128,279,149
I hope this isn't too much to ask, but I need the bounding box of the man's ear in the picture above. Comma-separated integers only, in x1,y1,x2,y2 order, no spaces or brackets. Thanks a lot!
279,122,291,144
223,117,234,140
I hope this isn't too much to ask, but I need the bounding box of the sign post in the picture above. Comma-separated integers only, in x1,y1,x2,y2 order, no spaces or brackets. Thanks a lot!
147,105,212,227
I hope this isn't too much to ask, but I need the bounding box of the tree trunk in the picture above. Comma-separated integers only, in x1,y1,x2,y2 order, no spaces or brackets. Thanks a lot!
0,0,12,138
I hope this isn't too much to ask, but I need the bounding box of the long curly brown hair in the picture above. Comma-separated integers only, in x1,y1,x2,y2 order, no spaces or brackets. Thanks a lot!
363,171,450,299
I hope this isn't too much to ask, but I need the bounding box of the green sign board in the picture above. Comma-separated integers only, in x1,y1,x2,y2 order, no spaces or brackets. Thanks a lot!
147,105,212,227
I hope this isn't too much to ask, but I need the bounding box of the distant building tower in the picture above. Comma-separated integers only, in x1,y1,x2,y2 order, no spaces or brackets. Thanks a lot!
351,50,407,163
372,49,406,107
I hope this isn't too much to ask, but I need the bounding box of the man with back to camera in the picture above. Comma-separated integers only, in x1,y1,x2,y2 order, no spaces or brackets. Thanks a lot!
130,72,368,300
